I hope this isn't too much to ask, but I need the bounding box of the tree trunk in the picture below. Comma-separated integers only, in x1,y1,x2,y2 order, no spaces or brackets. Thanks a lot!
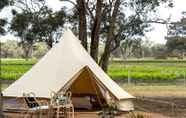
77,0,88,50
47,35,53,49
99,0,121,72
90,0,102,63
99,44,110,72
120,46,126,59
22,43,33,60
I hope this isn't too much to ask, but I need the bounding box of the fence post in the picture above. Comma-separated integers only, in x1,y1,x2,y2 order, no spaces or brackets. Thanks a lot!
128,70,131,84
184,73,186,86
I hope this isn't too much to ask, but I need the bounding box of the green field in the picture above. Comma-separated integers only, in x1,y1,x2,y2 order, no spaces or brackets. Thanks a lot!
108,60,186,81
1,59,36,80
1,59,186,80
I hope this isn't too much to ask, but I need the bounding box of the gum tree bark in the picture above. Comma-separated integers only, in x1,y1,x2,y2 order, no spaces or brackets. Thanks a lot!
77,0,88,50
99,0,121,72
90,0,103,63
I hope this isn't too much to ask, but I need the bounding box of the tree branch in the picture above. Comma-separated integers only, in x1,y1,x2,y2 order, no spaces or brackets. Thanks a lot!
85,1,95,20
60,0,77,8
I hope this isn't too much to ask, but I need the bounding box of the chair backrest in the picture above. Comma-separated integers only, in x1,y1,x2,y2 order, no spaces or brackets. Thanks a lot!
50,91,72,106
50,91,57,106
65,91,72,104
23,92,39,108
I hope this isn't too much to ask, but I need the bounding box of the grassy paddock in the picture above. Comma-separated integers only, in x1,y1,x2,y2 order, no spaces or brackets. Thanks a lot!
108,60,186,81
122,84,186,98
1,59,186,81
1,59,36,80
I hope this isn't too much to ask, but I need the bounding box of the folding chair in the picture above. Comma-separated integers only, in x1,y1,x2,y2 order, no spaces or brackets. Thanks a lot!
23,92,49,118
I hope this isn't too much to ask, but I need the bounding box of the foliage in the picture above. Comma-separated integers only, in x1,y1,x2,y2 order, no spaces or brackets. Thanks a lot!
10,0,66,46
32,42,48,59
62,0,173,72
0,0,9,10
0,0,9,35
9,0,66,59
136,114,144,118
1,40,48,59
166,13,186,57
0,40,24,58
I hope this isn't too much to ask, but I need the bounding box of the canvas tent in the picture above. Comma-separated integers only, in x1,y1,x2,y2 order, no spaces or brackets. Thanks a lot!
3,30,135,111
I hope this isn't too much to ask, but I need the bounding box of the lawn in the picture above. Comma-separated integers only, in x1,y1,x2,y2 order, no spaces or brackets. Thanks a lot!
1,59,186,80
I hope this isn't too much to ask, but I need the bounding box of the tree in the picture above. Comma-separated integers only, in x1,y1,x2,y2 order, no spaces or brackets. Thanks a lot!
10,0,66,59
98,0,173,71
32,42,48,59
141,40,154,57
63,0,173,72
90,0,103,62
0,0,9,35
1,40,23,58
166,14,186,59
77,0,88,50
120,38,143,59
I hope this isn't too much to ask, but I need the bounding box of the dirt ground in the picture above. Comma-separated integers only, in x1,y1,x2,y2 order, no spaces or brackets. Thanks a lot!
3,97,186,118
133,97,186,118
2,85,186,118
3,111,174,118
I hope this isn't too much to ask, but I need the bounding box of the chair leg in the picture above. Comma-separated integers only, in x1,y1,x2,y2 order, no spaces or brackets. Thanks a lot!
72,106,74,118
24,111,29,118
57,107,59,118
39,110,42,118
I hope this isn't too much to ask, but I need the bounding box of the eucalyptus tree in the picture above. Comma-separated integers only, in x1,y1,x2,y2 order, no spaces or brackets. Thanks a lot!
10,0,66,59
166,13,186,58
0,0,10,35
61,0,173,72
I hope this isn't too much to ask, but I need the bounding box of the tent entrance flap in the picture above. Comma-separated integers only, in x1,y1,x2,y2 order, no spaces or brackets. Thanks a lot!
63,67,107,109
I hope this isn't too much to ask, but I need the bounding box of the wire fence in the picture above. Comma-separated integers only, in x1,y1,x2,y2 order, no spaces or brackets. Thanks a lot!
124,70,186,86
133,97,186,118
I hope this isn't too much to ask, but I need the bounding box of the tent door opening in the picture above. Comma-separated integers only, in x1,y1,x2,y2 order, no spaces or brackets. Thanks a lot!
65,67,108,110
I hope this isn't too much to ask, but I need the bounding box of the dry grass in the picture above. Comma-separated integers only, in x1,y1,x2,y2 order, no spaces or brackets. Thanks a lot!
122,84,186,98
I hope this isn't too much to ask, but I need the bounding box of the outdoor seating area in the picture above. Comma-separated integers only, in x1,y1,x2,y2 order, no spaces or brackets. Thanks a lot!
2,30,134,118
3,91,74,118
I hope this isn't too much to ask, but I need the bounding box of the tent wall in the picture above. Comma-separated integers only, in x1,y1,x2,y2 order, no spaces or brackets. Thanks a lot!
116,99,134,111
2,30,135,111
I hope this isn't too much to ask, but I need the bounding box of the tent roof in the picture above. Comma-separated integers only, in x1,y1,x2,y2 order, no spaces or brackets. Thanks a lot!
3,30,134,100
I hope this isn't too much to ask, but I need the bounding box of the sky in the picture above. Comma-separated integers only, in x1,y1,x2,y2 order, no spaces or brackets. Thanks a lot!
0,0,186,44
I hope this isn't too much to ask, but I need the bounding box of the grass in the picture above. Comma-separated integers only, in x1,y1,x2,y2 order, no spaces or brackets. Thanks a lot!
1,59,186,80
1,59,37,65
122,84,186,98
108,61,186,80
1,59,36,80
1,59,186,105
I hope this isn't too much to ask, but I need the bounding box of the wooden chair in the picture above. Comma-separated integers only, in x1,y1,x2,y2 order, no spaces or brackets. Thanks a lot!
64,91,74,118
50,91,74,118
22,92,49,118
